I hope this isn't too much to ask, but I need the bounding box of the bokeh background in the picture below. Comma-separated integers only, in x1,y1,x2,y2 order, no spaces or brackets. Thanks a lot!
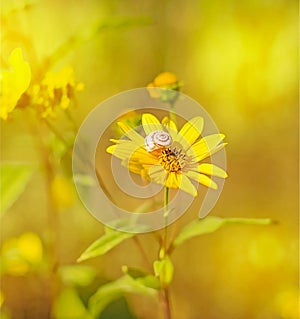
0,0,298,319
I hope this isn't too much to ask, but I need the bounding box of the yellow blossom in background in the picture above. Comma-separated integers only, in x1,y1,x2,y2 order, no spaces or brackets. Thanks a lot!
107,113,227,196
1,232,43,276
0,48,31,120
0,48,83,120
51,175,75,209
147,72,183,102
30,66,84,118
148,72,179,89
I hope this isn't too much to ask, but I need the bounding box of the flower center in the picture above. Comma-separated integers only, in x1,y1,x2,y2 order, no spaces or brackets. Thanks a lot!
158,146,186,173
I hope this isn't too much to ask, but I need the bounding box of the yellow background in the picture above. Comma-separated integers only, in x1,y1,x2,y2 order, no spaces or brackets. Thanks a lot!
1,1,298,318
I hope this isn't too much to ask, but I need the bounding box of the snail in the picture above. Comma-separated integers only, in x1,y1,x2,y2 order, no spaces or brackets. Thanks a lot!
144,130,172,152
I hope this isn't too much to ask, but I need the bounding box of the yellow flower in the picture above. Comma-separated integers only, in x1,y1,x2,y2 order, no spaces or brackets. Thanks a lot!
30,66,84,118
147,72,183,102
51,175,75,209
148,72,179,89
0,48,31,120
106,113,227,196
1,232,43,276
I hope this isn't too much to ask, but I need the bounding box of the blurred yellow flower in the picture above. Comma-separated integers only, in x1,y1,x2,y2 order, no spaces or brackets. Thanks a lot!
147,72,183,102
0,48,31,120
148,72,179,89
107,113,227,196
0,48,84,120
30,66,84,118
1,232,43,276
51,175,75,209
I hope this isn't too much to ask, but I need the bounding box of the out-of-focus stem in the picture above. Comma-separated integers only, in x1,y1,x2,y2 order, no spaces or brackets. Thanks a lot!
44,118,70,148
162,287,172,319
27,115,59,316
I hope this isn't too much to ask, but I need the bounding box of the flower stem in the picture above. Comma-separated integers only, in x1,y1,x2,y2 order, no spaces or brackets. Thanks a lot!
162,287,172,319
161,186,172,319
163,187,169,253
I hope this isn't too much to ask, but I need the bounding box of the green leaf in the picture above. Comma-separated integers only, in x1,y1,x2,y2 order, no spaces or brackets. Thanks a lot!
0,163,35,215
58,265,96,286
121,265,148,279
153,256,174,287
89,275,157,317
173,216,273,247
122,265,161,290
100,297,136,319
52,287,90,319
77,228,134,262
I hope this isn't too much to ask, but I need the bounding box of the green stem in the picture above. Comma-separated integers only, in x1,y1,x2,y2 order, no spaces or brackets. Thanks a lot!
133,237,152,270
27,114,58,316
162,287,172,319
65,109,78,132
43,118,70,148
163,187,169,254
161,186,172,319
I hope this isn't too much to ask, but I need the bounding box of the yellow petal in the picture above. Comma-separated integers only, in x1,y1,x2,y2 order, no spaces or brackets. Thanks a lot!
165,172,179,189
142,113,163,135
162,116,178,139
109,138,128,144
198,163,228,178
106,142,139,158
0,48,31,120
127,161,144,175
107,142,157,165
149,165,167,184
106,145,117,155
9,48,31,93
186,171,218,190
175,117,204,149
117,122,144,145
188,134,226,161
162,116,178,132
130,148,158,165
154,72,178,87
178,174,198,196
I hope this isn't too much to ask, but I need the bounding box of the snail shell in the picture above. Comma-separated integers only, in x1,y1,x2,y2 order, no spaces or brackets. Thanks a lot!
145,130,172,152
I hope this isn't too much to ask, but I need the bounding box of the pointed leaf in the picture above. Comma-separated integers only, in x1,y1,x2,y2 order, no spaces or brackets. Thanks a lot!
88,275,157,317
122,265,161,290
173,216,273,247
0,163,35,215
77,229,134,262
52,287,89,319
58,265,96,286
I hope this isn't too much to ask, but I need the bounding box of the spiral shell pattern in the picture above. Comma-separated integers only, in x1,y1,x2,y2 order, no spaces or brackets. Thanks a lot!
145,130,172,152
